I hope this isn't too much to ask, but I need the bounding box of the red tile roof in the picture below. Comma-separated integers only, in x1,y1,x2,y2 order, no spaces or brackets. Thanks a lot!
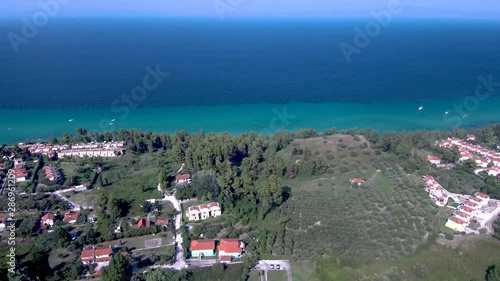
460,206,474,213
41,213,55,221
138,218,150,228
190,240,215,251
175,174,190,181
63,212,80,222
350,178,364,184
427,155,440,161
450,217,467,225
155,218,170,226
475,192,490,199
218,239,242,254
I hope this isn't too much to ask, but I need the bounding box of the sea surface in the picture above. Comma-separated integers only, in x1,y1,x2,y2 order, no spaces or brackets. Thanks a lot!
1,18,500,144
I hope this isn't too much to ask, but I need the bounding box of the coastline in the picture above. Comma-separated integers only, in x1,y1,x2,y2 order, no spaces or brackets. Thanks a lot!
3,97,500,145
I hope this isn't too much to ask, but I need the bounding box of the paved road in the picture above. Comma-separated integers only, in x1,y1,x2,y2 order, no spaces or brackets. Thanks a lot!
254,260,292,281
150,192,187,270
474,168,489,175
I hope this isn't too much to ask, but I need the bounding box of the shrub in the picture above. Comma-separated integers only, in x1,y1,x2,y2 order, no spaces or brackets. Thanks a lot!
350,151,358,157
445,233,454,240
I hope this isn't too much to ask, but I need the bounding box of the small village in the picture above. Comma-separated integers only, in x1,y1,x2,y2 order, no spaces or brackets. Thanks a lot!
422,135,500,234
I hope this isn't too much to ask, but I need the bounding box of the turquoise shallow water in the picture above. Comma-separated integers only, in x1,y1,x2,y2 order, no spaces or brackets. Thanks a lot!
2,97,500,144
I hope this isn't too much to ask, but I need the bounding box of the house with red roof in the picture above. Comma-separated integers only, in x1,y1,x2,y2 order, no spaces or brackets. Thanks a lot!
218,239,245,258
427,155,441,165
63,212,80,224
463,200,478,209
209,202,221,217
137,218,151,228
155,218,170,228
199,204,210,220
190,240,215,258
80,245,113,264
445,216,468,232
43,166,61,181
186,202,222,221
350,178,364,186
488,167,500,177
459,206,475,215
187,206,201,221
0,217,7,232
175,174,191,185
41,213,55,228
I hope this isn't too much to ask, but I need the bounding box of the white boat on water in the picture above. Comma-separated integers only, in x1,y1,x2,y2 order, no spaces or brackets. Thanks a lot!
111,119,116,122
68,119,74,122
418,106,424,111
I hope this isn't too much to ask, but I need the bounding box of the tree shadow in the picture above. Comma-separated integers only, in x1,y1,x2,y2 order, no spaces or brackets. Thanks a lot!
282,186,292,203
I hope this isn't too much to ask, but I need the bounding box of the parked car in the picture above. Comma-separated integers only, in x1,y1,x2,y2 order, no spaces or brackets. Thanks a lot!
276,264,281,270
270,264,274,269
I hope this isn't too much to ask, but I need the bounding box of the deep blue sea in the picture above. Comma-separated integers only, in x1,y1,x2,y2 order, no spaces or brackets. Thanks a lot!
1,18,499,144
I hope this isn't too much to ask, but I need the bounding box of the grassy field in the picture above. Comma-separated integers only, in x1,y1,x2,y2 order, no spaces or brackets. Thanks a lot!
188,263,245,281
98,233,174,251
248,270,262,281
96,154,162,215
291,260,318,281
362,236,499,281
267,270,288,281
48,248,75,269
64,190,100,208
272,136,437,259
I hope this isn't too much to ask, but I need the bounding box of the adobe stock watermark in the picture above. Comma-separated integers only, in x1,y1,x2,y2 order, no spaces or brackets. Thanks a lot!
213,0,243,21
258,106,296,135
444,74,500,128
99,65,169,131
7,0,70,54
6,169,17,274
339,0,406,64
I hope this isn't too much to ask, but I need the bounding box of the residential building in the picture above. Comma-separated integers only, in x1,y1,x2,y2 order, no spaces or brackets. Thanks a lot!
63,212,80,224
186,202,222,221
43,166,60,181
218,239,245,258
13,161,28,182
427,155,441,165
0,217,7,232
209,202,221,217
190,240,215,258
175,174,191,185
80,245,113,264
138,218,151,228
488,167,500,177
155,218,170,228
41,213,55,227
445,217,467,232
453,211,471,222
350,178,364,186
187,206,201,221
200,204,210,220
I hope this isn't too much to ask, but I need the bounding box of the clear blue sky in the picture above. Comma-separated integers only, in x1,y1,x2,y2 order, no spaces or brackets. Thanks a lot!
0,0,498,18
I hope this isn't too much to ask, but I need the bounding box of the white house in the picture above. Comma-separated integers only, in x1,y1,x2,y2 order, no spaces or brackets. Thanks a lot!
427,155,441,165
488,167,500,177
475,158,489,168
41,213,55,227
0,217,7,232
175,174,191,185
